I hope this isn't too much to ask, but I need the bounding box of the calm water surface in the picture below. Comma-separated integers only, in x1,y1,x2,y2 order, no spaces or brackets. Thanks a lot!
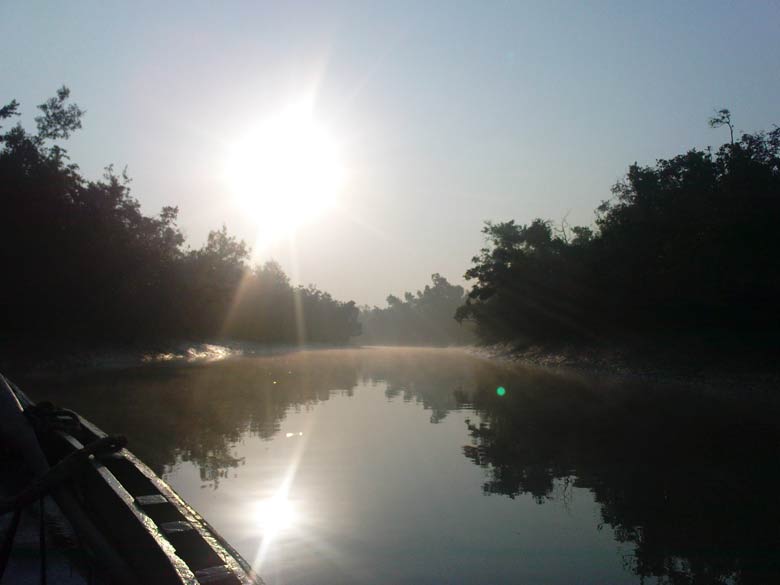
25,348,780,584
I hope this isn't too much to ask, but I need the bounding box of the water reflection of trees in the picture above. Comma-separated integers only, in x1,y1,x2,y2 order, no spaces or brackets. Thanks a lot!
26,349,471,477
27,351,361,480
360,347,477,423
26,348,780,582
456,368,780,585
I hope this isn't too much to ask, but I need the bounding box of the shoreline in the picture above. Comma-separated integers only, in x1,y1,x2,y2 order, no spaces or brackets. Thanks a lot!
0,340,359,379
3,341,778,399
467,342,780,398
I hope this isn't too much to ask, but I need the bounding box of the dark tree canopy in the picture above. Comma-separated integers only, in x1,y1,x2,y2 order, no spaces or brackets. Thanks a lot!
458,122,780,348
34,86,84,141
359,274,475,346
0,89,360,350
708,108,734,144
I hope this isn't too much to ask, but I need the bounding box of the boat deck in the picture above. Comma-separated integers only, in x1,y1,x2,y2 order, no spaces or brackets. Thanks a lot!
0,455,104,584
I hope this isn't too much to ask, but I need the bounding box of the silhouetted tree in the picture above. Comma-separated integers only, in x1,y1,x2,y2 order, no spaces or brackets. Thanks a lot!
359,274,475,345
708,108,734,144
458,119,780,349
0,89,361,349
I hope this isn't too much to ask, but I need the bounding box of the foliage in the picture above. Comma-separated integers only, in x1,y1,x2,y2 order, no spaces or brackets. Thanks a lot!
226,261,361,344
34,86,85,141
456,219,594,343
0,89,360,347
708,108,734,144
359,274,475,345
458,122,780,347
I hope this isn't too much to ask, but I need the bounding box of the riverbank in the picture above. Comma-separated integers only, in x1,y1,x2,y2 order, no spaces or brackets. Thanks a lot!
0,340,358,379
5,340,777,398
469,341,780,397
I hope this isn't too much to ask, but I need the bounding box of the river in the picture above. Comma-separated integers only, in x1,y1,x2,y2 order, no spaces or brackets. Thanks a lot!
23,347,780,584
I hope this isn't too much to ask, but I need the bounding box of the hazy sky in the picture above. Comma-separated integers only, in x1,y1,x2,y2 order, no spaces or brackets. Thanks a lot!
2,1,778,306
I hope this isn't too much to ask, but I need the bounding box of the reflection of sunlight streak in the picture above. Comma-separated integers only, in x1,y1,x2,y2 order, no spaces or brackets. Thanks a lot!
254,489,297,537
249,432,373,582
275,523,374,584
251,416,314,573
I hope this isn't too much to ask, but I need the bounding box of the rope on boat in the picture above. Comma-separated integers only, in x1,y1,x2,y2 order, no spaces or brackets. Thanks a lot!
0,435,126,584
0,435,127,516
24,402,82,436
1,379,138,585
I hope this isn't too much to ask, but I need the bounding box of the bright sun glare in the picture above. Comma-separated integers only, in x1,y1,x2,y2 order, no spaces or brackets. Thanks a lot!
226,100,345,240
255,493,298,535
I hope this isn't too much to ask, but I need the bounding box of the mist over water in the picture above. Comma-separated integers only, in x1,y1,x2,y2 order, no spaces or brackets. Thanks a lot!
23,348,780,584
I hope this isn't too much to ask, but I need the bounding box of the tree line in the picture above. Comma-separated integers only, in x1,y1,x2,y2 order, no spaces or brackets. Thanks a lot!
0,88,360,349
358,274,476,346
457,113,780,349
3,89,776,352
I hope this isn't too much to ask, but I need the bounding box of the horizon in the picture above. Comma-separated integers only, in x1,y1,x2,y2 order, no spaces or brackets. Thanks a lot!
2,1,778,306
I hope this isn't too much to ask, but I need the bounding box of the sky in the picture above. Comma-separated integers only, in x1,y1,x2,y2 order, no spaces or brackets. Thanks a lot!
2,1,778,306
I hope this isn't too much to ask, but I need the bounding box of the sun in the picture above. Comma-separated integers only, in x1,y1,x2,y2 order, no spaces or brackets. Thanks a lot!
225,100,345,238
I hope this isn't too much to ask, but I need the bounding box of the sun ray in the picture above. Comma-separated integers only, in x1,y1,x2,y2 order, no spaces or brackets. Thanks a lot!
284,234,308,347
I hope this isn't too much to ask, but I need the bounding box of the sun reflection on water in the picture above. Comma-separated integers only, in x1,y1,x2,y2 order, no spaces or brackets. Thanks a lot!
255,492,298,535
252,480,302,573
251,418,313,574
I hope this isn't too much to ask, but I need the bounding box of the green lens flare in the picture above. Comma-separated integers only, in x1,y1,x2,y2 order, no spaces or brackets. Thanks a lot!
496,386,506,397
